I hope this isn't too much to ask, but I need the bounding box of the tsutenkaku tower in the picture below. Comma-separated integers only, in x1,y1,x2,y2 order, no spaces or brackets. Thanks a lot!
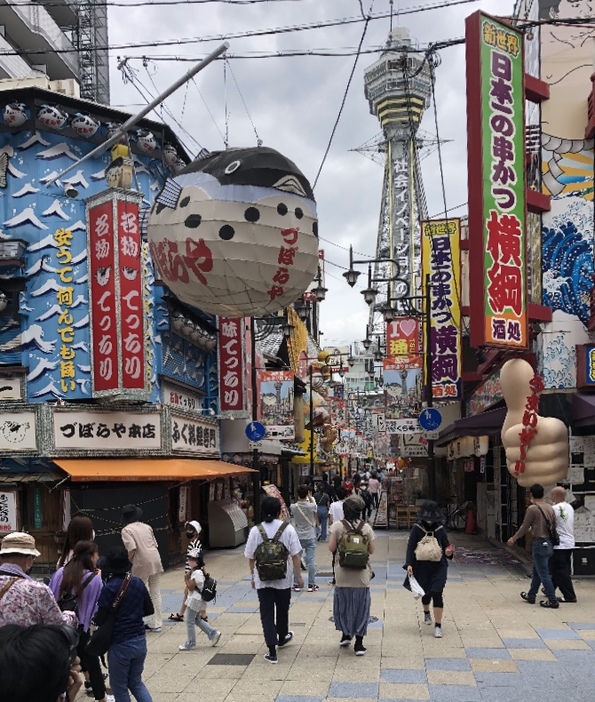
363,27,433,330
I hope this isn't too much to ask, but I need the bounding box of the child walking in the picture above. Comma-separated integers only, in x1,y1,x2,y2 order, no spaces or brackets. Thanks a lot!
179,549,221,650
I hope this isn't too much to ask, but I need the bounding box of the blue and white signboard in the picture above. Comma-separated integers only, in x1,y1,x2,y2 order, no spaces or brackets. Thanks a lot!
418,408,442,432
245,421,266,442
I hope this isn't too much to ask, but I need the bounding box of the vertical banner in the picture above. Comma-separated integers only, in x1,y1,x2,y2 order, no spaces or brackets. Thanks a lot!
0,489,17,533
117,199,145,390
218,317,245,416
422,218,462,400
466,12,527,349
87,190,149,400
386,317,422,369
256,370,295,439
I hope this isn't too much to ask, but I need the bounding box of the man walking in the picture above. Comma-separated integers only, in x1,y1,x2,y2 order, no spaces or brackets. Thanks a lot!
507,483,559,608
290,485,319,592
121,504,164,631
550,486,577,603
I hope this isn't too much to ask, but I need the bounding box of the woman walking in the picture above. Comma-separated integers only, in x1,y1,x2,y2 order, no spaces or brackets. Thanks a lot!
95,549,154,702
49,540,109,702
178,549,221,650
405,501,454,638
328,494,376,656
314,482,330,542
57,513,95,567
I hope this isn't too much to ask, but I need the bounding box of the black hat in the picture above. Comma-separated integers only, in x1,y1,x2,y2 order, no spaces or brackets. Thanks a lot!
417,501,445,526
122,504,142,524
105,548,132,575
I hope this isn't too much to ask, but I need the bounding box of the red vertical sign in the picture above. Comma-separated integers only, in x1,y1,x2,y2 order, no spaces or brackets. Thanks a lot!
117,199,145,389
218,317,244,413
88,200,118,393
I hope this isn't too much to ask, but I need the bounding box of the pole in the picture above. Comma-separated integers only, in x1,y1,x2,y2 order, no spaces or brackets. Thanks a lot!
425,272,436,500
250,317,261,523
46,42,229,186
309,364,314,480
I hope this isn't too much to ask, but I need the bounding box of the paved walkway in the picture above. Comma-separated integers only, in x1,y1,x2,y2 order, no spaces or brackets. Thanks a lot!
92,532,595,701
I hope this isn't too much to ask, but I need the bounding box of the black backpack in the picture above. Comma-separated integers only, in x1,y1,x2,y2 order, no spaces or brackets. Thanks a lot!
201,573,217,602
58,572,95,613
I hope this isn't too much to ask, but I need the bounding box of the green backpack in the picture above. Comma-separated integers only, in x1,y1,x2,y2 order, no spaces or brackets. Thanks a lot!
254,522,290,581
337,519,370,569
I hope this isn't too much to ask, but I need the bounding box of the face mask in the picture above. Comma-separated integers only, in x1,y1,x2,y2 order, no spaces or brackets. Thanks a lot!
186,531,195,539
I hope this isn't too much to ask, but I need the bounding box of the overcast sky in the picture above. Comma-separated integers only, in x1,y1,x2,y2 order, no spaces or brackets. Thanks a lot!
108,0,516,347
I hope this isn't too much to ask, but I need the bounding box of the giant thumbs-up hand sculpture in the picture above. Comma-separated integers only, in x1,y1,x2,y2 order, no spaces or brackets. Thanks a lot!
500,358,568,487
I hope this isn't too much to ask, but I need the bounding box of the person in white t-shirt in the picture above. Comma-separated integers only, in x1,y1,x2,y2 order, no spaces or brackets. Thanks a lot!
244,496,303,664
549,486,577,603
328,487,346,525
178,549,221,650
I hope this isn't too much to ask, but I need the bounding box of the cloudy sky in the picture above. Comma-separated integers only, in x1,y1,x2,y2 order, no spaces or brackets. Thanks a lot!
107,0,516,347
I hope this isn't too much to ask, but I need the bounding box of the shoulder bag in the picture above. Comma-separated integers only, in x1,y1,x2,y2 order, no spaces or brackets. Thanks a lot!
86,573,132,657
536,504,560,546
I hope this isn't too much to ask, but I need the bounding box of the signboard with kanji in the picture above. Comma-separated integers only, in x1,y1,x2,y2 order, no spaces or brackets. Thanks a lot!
256,370,295,440
422,218,462,399
466,11,527,349
218,317,246,418
386,317,422,369
0,490,17,532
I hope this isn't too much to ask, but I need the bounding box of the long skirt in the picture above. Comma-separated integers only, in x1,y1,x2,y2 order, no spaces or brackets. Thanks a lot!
333,586,371,638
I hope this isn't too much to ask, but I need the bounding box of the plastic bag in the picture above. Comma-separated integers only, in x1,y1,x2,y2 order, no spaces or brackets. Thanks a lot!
408,574,425,599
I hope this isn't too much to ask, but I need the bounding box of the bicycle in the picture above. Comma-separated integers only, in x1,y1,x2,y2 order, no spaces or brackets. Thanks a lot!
444,503,467,532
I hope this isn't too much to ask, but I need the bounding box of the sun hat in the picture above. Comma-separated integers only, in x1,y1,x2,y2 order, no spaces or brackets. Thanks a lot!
105,549,132,575
186,520,202,535
0,532,40,557
417,501,445,525
343,494,365,519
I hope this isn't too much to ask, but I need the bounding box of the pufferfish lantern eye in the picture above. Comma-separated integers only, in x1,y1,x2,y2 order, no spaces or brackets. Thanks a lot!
219,225,235,240
224,160,241,174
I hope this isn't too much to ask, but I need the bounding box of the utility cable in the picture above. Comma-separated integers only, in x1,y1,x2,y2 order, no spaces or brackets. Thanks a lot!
228,62,262,146
190,77,227,145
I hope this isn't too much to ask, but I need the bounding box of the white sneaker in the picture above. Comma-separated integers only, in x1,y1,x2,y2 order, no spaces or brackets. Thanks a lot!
105,696,115,702
179,641,196,651
210,631,221,647
423,611,432,626
434,626,443,638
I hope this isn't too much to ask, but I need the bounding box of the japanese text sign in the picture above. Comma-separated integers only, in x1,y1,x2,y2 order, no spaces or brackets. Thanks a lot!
54,227,79,396
218,317,245,415
0,490,17,532
514,374,543,478
386,317,422,369
576,345,595,389
421,218,462,400
87,190,148,399
54,410,161,452
466,12,527,349
171,412,219,456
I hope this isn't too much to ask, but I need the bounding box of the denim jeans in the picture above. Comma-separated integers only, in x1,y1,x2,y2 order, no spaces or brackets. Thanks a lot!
185,606,218,645
317,506,329,541
529,538,556,602
108,636,152,702
295,537,317,588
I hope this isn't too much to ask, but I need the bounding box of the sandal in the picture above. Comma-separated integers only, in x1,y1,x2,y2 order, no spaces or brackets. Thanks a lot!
539,600,559,609
520,592,535,604
168,613,184,622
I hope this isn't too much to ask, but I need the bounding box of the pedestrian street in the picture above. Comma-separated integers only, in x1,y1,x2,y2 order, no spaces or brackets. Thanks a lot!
93,532,595,702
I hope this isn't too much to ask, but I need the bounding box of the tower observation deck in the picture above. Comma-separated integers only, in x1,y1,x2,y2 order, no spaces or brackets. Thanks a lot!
363,26,432,330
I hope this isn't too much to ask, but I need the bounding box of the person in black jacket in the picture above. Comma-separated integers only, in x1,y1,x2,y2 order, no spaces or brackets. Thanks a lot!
405,501,454,639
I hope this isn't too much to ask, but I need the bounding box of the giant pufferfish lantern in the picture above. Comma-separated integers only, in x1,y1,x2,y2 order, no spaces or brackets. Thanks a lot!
146,146,319,317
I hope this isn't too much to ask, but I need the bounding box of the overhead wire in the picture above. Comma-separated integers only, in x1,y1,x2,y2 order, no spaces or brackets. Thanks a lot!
227,62,262,146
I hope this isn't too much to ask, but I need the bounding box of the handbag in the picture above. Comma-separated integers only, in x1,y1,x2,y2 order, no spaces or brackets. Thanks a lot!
86,573,131,657
413,525,443,562
536,505,560,547
402,573,425,599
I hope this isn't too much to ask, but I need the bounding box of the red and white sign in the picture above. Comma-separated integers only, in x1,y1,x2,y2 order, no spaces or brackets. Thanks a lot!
0,490,17,532
218,317,245,415
385,317,422,369
117,199,145,390
87,191,148,400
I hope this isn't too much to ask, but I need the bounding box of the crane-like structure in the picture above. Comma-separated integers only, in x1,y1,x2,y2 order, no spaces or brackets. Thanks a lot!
74,0,110,105
363,26,433,332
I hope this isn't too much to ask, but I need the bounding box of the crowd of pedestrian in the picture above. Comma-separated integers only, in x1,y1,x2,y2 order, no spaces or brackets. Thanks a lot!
0,473,578,698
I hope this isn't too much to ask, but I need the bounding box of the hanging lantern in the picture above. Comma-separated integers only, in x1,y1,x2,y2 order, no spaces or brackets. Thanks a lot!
147,146,319,317
3,102,27,128
37,104,68,129
135,129,158,154
71,113,100,137
163,143,179,168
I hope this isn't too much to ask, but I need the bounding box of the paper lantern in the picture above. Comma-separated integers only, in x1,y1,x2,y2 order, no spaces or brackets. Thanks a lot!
3,102,27,128
147,146,319,317
71,113,100,137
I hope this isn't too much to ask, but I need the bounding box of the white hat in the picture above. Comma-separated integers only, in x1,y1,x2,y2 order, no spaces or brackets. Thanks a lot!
186,520,202,535
0,532,40,557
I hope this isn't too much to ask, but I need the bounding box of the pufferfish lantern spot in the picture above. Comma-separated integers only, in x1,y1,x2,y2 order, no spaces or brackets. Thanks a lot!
147,146,319,318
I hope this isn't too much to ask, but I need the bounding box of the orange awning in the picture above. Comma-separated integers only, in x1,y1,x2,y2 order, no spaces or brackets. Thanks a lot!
54,458,257,482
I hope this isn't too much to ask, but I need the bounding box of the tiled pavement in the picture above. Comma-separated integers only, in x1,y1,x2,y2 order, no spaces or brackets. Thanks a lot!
80,531,595,701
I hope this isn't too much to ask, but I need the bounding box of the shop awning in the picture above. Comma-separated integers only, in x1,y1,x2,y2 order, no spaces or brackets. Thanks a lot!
572,393,595,429
435,407,506,447
53,458,258,482
0,471,63,483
